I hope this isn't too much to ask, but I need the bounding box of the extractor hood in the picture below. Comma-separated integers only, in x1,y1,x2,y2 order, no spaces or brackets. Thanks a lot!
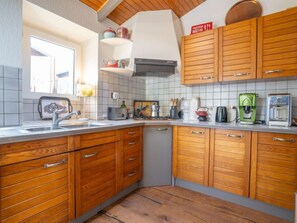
134,58,177,77
120,10,183,77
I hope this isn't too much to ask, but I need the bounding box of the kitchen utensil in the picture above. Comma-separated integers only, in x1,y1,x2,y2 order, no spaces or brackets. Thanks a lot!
170,106,179,119
108,107,127,120
266,93,292,127
151,103,160,118
216,106,228,123
103,27,116,39
190,97,199,120
227,106,238,123
225,0,262,25
116,27,129,39
38,96,73,120
239,93,256,124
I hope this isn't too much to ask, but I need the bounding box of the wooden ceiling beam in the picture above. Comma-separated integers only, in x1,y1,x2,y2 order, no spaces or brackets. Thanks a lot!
97,0,123,22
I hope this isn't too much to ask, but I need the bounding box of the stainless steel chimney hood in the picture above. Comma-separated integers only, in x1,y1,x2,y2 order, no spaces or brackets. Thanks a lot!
133,58,177,77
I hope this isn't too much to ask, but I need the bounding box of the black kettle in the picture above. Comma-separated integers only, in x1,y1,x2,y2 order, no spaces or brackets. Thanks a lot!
216,106,227,123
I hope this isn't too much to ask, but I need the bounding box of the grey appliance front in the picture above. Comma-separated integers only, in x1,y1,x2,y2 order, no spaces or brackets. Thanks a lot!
140,126,172,187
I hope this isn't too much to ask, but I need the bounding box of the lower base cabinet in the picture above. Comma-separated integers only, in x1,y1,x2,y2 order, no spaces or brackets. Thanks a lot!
209,129,251,197
250,132,297,210
75,142,117,217
0,153,74,223
172,126,210,186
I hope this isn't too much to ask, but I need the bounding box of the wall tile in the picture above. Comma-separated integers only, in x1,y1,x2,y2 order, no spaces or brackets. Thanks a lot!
0,65,22,127
4,66,19,79
4,114,19,126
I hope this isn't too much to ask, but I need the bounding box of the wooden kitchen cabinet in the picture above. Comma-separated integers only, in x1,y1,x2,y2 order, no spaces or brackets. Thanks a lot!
250,132,297,210
219,18,257,81
0,153,75,223
75,142,117,217
172,126,210,186
257,7,297,79
209,129,251,197
181,29,219,84
122,127,143,189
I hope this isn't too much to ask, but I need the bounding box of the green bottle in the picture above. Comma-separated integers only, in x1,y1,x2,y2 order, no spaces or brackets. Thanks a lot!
120,101,126,109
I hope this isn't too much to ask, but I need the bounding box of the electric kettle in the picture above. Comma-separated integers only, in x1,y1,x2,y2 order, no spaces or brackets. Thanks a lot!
216,106,227,123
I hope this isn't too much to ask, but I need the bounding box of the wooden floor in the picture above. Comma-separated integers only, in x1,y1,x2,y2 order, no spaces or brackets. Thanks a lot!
87,186,290,223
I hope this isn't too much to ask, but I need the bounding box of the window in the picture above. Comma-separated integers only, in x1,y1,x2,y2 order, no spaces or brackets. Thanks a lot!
30,37,75,95
23,26,82,99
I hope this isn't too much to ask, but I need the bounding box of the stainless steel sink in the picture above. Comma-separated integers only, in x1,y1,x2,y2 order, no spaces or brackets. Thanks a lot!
61,123,111,129
21,126,64,132
20,122,112,133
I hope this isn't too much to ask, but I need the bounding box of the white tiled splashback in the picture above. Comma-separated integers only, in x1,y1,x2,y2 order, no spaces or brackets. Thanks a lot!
97,72,146,118
145,74,297,121
0,65,22,127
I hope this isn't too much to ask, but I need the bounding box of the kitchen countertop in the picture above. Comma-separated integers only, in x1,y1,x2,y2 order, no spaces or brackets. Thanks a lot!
0,119,297,145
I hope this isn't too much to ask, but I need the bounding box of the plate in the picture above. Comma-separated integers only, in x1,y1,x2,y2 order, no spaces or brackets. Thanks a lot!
225,0,262,25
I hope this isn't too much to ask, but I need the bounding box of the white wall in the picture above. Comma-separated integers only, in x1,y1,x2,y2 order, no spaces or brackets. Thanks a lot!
27,0,101,33
181,0,297,35
0,0,22,68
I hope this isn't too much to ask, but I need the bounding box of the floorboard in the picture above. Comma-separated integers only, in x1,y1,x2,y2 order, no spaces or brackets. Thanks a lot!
86,186,290,223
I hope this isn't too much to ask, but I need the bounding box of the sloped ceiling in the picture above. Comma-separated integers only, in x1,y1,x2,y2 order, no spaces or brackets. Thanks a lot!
80,0,205,24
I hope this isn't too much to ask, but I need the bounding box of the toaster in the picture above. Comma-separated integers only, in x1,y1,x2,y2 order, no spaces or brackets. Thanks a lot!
108,107,127,120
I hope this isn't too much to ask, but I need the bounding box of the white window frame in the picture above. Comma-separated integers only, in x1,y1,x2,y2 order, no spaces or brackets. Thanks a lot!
23,26,82,101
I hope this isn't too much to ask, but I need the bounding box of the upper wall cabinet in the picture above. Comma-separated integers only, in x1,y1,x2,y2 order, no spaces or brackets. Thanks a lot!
257,7,297,79
219,18,257,81
181,29,219,85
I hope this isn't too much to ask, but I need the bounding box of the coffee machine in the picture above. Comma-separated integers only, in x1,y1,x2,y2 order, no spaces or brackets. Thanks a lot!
266,93,292,127
239,93,256,124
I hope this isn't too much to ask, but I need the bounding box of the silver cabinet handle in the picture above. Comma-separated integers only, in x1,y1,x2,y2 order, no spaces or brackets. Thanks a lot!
233,72,250,77
128,157,136,161
128,171,137,177
128,131,135,134
273,137,296,143
200,76,213,80
156,128,168,131
128,141,136,145
44,159,67,169
227,134,244,138
83,153,98,159
264,70,283,74
191,130,204,135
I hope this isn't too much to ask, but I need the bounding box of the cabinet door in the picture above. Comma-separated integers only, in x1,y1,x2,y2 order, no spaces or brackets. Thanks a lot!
0,153,74,223
219,18,257,81
181,29,219,84
209,129,251,196
257,7,297,79
173,126,210,186
75,143,116,216
250,132,297,210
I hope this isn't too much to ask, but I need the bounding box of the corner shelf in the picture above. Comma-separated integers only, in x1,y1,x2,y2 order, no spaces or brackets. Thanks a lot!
100,67,133,76
100,37,132,47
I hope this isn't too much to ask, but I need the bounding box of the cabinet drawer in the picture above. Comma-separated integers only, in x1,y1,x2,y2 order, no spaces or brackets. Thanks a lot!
0,137,68,166
123,127,141,139
0,153,71,223
215,129,249,143
80,130,117,149
123,165,140,188
124,149,140,171
258,132,297,147
123,137,140,150
178,126,208,141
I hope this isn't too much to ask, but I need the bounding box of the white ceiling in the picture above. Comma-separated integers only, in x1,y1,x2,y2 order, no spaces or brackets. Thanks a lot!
23,0,98,44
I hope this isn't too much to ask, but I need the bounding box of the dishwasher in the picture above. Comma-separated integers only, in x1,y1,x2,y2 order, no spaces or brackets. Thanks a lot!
140,126,172,187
